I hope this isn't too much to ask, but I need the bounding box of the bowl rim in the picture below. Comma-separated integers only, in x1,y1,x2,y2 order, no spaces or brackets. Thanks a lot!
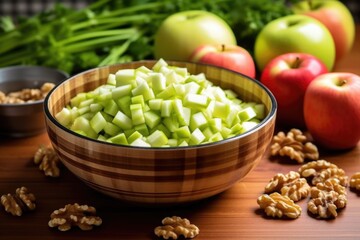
0,65,69,107
44,60,277,151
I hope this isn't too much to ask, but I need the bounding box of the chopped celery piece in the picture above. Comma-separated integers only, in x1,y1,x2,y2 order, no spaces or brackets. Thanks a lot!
104,99,118,116
115,69,135,86
103,122,121,136
189,128,205,145
161,100,173,117
90,112,107,134
107,133,128,145
128,131,143,144
55,108,72,127
144,110,161,129
57,59,266,147
148,99,162,111
112,111,133,130
112,84,132,100
130,103,145,125
190,112,207,131
238,107,257,122
147,130,168,147
130,138,151,147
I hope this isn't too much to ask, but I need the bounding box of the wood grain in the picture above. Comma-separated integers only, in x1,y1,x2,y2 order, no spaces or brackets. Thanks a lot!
1,26,360,240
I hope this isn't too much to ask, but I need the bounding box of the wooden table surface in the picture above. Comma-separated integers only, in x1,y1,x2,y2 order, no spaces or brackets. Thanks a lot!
1,26,360,240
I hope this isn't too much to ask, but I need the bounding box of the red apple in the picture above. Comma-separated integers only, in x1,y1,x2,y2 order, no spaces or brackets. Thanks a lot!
260,53,328,128
189,44,256,78
304,73,360,150
292,0,356,61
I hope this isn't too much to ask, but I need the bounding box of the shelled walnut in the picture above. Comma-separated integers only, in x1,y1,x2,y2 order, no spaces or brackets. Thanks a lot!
350,172,360,191
280,178,310,202
154,216,199,239
313,178,347,196
0,187,36,216
265,171,300,193
48,203,102,231
34,145,60,177
0,82,55,104
312,167,348,187
265,171,310,202
308,190,347,219
264,171,310,202
257,192,302,219
298,159,338,180
270,128,319,163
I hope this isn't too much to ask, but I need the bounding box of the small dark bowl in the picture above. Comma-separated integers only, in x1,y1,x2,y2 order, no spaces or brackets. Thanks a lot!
0,66,68,137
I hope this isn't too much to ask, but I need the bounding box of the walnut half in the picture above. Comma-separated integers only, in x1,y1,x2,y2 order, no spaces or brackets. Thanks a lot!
350,172,360,191
308,190,347,219
48,203,102,231
154,216,199,239
34,145,60,177
257,192,302,219
270,129,319,164
264,171,310,202
0,187,36,216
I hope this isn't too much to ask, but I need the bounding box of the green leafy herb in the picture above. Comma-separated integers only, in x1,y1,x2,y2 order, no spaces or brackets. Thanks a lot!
0,0,299,75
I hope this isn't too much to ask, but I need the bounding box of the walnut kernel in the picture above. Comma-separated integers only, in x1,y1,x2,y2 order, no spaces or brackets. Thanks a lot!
350,172,360,191
270,129,319,163
257,192,301,219
0,187,36,216
265,171,300,193
280,178,310,202
298,159,338,179
34,145,60,177
154,216,199,239
308,190,347,219
312,168,348,187
0,82,55,104
48,203,102,231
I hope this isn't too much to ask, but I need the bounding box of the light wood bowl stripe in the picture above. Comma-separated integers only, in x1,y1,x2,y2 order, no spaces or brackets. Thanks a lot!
44,61,276,205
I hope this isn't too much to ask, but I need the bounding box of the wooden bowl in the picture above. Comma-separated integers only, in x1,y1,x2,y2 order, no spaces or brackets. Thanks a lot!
44,61,277,205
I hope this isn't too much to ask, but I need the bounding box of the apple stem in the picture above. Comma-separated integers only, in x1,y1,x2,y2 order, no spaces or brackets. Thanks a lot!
221,44,225,52
338,79,347,86
291,57,302,69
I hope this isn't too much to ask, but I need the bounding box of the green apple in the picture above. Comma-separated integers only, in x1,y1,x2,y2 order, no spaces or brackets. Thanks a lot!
254,14,335,71
154,10,237,61
292,0,355,61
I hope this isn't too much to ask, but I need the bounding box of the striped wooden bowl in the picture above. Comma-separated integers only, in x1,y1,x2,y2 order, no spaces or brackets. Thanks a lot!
44,61,277,205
